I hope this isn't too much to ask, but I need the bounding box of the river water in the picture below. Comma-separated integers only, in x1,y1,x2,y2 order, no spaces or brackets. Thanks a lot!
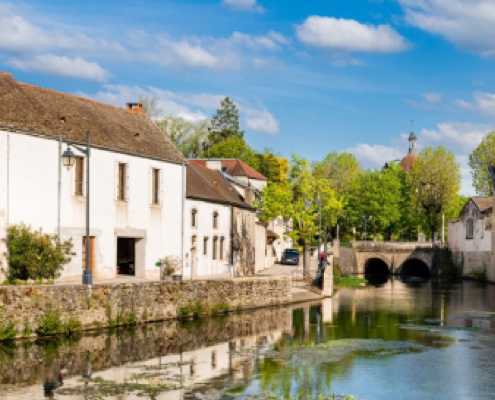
1,279,495,400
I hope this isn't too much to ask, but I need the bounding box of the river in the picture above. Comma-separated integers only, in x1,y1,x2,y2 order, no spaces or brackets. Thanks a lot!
1,279,495,399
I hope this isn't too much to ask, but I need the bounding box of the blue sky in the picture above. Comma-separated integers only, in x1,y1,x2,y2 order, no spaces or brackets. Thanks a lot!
2,0,495,194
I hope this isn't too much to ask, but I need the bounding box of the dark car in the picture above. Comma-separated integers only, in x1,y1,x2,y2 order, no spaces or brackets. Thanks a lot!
281,248,300,265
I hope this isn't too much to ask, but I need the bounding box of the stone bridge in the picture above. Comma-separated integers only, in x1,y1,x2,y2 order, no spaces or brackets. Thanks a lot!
336,241,437,278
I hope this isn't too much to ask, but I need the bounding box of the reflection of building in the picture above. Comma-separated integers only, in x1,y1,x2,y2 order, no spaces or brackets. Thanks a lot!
448,196,492,277
400,131,418,173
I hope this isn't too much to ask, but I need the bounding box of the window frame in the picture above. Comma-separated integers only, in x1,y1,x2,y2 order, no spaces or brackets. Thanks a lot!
151,168,161,204
220,237,224,260
213,211,219,229
117,162,127,200
203,237,209,255
466,218,474,239
212,236,218,260
192,209,197,227
75,156,84,196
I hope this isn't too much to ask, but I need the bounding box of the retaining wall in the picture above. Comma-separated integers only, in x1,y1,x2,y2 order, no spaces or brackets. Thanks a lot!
0,277,291,337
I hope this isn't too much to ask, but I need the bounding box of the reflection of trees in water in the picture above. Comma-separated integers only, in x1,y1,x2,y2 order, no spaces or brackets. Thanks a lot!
0,307,292,386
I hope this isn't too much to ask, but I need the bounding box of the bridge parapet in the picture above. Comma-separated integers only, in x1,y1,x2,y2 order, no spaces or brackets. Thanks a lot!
352,241,435,253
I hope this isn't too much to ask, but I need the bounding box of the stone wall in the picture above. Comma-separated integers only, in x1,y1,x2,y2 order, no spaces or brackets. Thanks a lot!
336,247,358,275
0,277,291,338
452,250,491,277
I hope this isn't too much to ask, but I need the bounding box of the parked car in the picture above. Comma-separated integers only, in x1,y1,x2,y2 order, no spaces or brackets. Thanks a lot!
281,248,300,265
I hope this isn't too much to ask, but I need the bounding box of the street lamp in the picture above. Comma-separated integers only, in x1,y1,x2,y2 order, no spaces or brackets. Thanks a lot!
61,130,92,285
360,215,372,241
205,120,222,159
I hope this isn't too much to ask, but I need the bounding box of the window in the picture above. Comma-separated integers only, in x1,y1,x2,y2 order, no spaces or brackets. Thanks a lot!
191,235,196,247
220,237,224,260
213,211,218,228
466,218,474,239
191,209,197,227
118,163,127,200
75,156,84,196
203,237,209,255
213,236,218,259
151,168,160,204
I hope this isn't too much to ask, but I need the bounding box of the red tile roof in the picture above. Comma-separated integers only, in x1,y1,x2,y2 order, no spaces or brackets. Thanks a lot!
0,72,184,162
188,159,267,180
471,196,492,213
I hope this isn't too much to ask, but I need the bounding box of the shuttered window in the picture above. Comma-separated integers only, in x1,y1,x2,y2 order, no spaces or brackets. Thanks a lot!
118,163,127,200
75,156,84,196
152,168,160,204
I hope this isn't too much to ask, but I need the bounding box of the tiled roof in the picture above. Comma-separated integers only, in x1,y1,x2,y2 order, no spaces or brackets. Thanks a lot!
186,163,253,209
0,72,184,162
471,196,492,213
189,158,267,180
400,151,418,173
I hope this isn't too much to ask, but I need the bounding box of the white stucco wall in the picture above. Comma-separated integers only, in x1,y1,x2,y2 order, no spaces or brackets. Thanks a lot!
184,199,231,279
268,216,293,262
0,130,184,281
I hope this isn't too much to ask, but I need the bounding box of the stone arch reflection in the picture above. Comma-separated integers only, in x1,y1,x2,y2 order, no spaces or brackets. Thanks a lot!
400,258,430,286
364,258,390,286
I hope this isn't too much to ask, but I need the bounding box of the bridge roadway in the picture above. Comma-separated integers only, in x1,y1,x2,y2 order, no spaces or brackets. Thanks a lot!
337,241,436,277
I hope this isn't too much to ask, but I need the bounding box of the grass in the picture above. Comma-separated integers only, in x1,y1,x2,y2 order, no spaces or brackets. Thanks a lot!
334,277,367,288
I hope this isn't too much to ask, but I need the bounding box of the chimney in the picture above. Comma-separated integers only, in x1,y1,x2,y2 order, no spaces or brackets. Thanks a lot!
245,182,254,206
126,103,144,116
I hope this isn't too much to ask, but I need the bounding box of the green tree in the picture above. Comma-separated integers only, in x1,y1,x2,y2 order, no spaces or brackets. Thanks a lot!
313,152,361,196
156,116,209,157
257,150,290,182
409,146,461,241
468,131,495,195
209,97,244,146
208,136,260,170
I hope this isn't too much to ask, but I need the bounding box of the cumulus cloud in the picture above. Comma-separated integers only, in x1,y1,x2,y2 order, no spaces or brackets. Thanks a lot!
456,91,495,117
295,16,410,53
424,92,442,103
400,0,495,55
243,107,279,135
222,0,264,13
406,92,443,109
9,54,111,82
346,143,404,167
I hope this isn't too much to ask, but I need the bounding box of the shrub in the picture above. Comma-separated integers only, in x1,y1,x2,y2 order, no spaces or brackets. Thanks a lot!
37,306,65,336
5,224,73,281
0,320,17,341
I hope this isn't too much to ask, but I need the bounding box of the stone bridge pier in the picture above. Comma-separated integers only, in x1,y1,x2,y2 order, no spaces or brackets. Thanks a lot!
337,241,437,278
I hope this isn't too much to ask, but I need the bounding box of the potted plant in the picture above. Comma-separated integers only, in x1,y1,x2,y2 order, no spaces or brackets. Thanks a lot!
159,255,182,281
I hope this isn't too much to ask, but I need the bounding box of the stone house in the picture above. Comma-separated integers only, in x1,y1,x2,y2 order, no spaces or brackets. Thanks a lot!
448,196,492,277
0,72,185,281
184,163,260,277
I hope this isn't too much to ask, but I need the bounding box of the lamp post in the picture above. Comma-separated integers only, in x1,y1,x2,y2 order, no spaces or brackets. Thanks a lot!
360,215,372,241
205,120,221,159
61,130,92,285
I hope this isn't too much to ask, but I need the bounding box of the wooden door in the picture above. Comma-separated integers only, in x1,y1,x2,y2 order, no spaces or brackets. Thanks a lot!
82,236,95,272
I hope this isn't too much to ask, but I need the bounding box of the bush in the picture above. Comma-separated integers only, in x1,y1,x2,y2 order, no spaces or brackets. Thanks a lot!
5,224,72,281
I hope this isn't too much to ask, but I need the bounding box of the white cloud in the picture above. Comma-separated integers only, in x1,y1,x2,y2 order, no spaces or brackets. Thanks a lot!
400,0,495,55
222,0,264,13
295,16,410,53
244,107,279,135
230,31,289,50
424,92,442,103
456,91,495,117
346,143,404,167
9,54,111,82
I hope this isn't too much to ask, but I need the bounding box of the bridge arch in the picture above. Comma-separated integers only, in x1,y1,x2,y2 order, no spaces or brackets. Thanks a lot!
364,257,390,286
399,258,430,279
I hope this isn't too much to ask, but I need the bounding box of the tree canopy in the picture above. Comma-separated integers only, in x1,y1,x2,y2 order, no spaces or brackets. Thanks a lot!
468,131,495,195
209,97,244,146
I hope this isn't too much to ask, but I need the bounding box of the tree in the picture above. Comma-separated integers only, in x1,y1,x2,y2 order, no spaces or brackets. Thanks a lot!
313,152,361,196
138,95,162,118
208,136,260,170
344,167,405,241
409,146,461,241
468,131,495,195
155,116,209,157
209,97,244,146
257,150,290,182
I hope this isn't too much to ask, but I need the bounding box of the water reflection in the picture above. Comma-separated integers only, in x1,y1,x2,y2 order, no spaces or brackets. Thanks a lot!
1,281,495,399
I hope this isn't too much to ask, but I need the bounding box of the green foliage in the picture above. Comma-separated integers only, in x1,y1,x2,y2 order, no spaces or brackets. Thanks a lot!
22,321,33,338
0,320,17,341
468,267,487,282
257,150,289,182
333,262,342,283
468,131,495,195
409,146,461,240
178,301,205,319
5,224,72,281
439,247,462,281
209,96,244,146
208,136,260,170
313,151,361,196
36,306,80,337
138,95,162,118
210,300,231,315
335,277,367,287
126,313,137,325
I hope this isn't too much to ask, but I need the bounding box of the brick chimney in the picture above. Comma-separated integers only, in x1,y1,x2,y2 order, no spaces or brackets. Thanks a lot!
126,103,144,116
245,182,254,206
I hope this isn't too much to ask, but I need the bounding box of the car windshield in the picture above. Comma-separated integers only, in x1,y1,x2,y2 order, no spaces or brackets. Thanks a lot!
284,249,298,255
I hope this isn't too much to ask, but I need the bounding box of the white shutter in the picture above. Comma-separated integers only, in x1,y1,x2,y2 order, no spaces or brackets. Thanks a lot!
159,169,164,204
125,163,130,201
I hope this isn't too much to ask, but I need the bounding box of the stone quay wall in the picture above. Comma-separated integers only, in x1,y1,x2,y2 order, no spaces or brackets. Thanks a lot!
0,277,291,337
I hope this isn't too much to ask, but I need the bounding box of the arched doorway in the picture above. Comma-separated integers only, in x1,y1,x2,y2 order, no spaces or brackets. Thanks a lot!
399,258,430,285
364,258,390,286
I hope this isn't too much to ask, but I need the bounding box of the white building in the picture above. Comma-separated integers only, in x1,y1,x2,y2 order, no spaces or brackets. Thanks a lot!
0,72,185,282
448,196,492,278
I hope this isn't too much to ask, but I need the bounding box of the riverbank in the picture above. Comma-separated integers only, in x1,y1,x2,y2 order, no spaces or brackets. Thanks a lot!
0,277,292,339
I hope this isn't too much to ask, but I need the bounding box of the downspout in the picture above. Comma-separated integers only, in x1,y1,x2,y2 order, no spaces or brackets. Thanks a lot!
181,162,186,276
230,204,234,277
